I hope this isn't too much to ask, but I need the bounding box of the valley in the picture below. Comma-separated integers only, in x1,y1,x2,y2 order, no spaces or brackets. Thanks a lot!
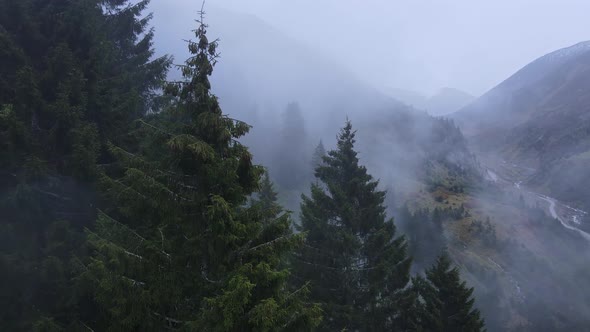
484,159,590,241
431,161,590,330
453,40,590,214
199,24,590,329
1,1,589,330
185,12,590,329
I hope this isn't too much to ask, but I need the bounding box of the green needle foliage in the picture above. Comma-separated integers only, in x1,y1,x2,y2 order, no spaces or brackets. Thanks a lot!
257,171,280,212
0,0,170,329
311,140,326,171
294,121,413,331
415,254,486,332
83,12,321,331
0,1,486,330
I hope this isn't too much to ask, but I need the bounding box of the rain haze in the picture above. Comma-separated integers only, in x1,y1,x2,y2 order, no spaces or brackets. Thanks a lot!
146,2,590,330
150,0,590,96
3,0,590,330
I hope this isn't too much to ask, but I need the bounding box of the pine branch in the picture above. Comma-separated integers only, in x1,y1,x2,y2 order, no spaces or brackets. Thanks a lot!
164,80,188,84
294,253,380,272
111,145,198,180
80,321,95,332
224,115,251,126
303,244,343,259
116,174,193,204
114,179,149,201
98,211,173,260
34,188,72,201
124,249,144,260
111,143,201,197
247,235,292,252
54,211,93,217
236,239,253,264
123,276,146,287
293,256,340,271
0,171,17,178
158,226,172,260
87,229,145,261
152,312,185,325
285,283,309,301
137,119,174,137
201,268,222,284
282,311,303,329
98,210,147,243
200,0,207,16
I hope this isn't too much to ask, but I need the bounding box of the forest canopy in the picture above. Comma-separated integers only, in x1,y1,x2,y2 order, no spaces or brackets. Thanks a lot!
0,1,484,331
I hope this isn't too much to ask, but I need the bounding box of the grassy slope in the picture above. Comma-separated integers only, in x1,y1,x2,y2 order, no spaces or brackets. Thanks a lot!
407,182,590,331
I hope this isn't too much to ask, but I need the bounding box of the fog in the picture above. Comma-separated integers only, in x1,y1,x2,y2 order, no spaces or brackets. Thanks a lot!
4,1,590,330
143,1,590,330
150,0,590,96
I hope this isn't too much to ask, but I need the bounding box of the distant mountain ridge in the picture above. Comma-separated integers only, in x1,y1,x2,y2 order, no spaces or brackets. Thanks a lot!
152,5,397,134
427,87,475,116
146,7,590,330
495,40,590,94
454,40,590,135
453,40,590,209
151,5,479,172
387,87,474,116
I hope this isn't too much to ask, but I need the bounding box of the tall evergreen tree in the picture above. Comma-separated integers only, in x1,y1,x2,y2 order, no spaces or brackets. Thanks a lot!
404,206,446,271
415,254,485,332
295,121,412,331
94,0,171,142
0,0,170,329
257,170,279,211
83,12,321,331
311,140,326,171
273,101,309,190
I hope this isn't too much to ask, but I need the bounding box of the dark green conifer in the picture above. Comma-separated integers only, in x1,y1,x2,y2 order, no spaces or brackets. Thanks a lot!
274,102,308,190
311,140,326,170
84,12,321,331
0,0,170,329
257,171,279,211
416,254,485,332
295,121,412,331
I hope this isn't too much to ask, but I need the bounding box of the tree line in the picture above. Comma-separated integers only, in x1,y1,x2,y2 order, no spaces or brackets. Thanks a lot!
0,1,484,331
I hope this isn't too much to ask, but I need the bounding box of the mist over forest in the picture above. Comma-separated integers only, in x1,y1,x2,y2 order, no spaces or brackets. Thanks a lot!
1,1,590,331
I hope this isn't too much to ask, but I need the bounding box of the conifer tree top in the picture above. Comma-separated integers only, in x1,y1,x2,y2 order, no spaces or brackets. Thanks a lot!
335,120,358,164
420,253,486,332
297,120,412,330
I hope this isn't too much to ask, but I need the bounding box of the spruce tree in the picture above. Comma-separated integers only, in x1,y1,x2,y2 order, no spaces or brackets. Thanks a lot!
257,171,279,211
295,121,412,331
274,102,309,190
416,254,485,332
405,207,446,271
0,0,170,329
311,140,326,170
83,12,321,331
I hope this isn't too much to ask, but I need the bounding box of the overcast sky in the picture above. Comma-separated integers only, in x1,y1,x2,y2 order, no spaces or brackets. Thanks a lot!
149,0,590,96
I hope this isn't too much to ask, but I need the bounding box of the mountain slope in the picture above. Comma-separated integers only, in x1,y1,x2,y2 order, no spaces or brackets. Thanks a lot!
147,7,590,330
427,87,475,116
151,5,395,133
386,88,429,110
150,5,480,186
453,41,590,209
454,41,590,137
387,87,475,116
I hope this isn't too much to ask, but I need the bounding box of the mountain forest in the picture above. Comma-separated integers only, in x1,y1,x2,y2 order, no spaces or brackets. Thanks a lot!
1,1,590,331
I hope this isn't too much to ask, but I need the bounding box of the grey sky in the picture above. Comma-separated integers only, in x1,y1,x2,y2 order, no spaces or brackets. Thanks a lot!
150,0,590,96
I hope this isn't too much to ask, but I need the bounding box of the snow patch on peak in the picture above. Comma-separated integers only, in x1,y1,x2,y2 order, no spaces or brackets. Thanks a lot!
540,40,590,64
